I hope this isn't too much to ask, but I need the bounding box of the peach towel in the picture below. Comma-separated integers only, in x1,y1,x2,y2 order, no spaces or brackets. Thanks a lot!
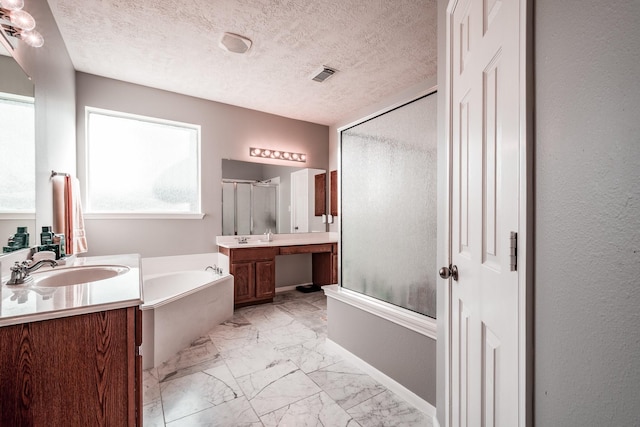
52,175,88,254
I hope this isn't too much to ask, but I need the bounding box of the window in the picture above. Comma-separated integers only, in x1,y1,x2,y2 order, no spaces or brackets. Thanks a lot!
86,108,201,215
0,93,35,214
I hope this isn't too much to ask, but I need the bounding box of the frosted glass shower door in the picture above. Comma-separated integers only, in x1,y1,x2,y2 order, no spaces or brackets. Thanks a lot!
222,182,235,235
235,183,251,235
251,183,277,235
340,92,437,318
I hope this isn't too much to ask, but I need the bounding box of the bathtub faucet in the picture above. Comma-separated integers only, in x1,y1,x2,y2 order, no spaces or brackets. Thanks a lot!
206,265,223,275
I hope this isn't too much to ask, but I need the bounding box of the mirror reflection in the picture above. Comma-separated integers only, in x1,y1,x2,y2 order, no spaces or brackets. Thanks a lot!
221,159,326,236
0,44,35,253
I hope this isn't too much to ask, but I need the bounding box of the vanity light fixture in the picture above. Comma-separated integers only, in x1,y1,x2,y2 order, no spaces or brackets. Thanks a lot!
250,147,306,163
0,0,44,48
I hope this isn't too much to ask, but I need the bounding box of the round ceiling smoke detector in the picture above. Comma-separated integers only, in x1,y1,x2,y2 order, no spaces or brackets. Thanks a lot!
219,32,252,54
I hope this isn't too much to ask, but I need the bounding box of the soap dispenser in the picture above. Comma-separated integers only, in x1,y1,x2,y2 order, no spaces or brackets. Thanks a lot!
265,229,273,242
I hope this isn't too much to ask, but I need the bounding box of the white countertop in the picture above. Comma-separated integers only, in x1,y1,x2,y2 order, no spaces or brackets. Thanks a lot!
0,254,143,327
216,232,338,249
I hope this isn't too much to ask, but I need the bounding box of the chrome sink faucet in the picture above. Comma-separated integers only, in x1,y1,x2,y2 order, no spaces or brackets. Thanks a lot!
6,259,58,285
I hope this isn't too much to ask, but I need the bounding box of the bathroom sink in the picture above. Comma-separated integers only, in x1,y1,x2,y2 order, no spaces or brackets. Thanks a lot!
234,240,271,246
31,265,130,287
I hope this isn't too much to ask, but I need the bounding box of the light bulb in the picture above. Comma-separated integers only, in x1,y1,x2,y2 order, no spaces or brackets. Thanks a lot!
263,150,271,157
300,154,306,162
0,0,25,11
283,152,290,159
292,153,299,160
20,29,44,48
273,151,281,158
251,148,261,156
9,9,35,30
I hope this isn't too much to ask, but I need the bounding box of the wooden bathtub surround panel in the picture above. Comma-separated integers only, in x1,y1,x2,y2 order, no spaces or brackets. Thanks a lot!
0,307,141,426
315,172,326,216
330,170,338,217
223,242,338,307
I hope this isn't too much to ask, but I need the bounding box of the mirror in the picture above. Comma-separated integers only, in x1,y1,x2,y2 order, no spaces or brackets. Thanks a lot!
0,42,36,255
221,159,327,235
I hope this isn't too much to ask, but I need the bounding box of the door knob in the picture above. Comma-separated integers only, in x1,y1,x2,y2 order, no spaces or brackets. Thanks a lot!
439,265,458,281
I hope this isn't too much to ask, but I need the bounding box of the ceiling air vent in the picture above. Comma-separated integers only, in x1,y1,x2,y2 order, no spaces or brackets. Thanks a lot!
311,66,338,83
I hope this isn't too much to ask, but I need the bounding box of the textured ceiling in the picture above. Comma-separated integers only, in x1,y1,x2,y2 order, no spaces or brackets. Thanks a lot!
47,0,437,125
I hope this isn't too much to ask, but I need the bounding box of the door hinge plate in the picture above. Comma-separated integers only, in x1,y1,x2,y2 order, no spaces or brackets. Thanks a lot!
510,231,517,271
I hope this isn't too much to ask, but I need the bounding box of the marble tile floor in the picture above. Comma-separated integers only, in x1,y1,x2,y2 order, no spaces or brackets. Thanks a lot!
143,289,433,427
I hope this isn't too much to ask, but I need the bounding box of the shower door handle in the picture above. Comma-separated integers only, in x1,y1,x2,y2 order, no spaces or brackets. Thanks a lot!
439,265,458,281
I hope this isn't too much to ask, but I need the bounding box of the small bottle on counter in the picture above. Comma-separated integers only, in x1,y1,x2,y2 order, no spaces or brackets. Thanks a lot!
3,226,30,253
53,233,66,257
41,226,54,245
15,226,29,248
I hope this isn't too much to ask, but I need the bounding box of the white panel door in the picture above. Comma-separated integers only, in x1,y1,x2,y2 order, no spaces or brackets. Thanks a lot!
446,0,526,425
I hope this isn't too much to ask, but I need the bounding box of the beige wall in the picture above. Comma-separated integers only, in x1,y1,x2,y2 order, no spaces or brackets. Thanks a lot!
3,0,76,243
328,298,437,405
75,72,329,258
533,0,640,424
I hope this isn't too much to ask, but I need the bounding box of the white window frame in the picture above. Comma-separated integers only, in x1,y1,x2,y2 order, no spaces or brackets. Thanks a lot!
84,107,203,219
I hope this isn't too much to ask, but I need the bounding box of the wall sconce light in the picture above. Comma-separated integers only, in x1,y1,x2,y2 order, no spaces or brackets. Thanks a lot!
0,0,44,48
250,147,306,163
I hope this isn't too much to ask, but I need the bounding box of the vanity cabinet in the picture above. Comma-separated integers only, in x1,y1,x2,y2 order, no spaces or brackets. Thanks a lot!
225,246,278,307
220,242,338,308
0,306,142,426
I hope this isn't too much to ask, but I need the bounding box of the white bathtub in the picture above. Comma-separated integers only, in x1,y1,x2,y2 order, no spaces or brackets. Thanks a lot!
141,253,234,369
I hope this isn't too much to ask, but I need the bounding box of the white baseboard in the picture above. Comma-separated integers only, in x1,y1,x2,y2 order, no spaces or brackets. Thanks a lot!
325,338,437,422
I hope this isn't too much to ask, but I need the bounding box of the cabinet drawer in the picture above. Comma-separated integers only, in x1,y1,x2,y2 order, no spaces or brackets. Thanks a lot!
279,243,334,255
229,247,278,262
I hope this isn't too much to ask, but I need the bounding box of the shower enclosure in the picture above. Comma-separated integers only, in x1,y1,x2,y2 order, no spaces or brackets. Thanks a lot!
341,92,437,318
222,179,278,235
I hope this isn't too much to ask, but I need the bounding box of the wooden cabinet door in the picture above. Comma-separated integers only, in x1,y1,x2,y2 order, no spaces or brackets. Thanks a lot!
255,260,275,299
134,307,143,427
0,308,136,426
314,172,326,216
231,262,255,304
